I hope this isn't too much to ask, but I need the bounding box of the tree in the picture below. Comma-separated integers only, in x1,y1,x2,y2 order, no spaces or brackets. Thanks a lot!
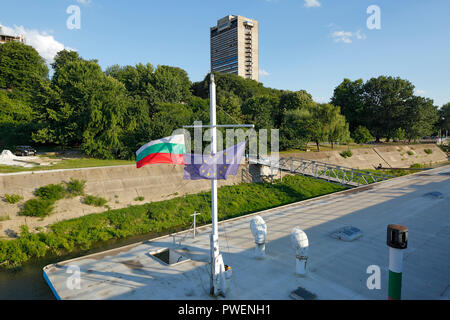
362,76,415,142
150,102,193,140
241,95,279,130
33,55,129,158
310,103,350,150
151,65,192,104
0,42,48,102
352,126,374,144
217,91,243,123
392,128,406,142
331,78,365,132
0,91,34,147
276,90,314,127
280,108,313,150
402,96,438,142
438,103,450,133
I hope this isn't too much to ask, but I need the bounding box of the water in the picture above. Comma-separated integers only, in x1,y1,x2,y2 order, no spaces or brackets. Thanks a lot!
0,232,164,300
0,260,55,300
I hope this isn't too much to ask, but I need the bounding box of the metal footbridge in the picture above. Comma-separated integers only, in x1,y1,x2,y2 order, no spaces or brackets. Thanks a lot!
250,156,394,187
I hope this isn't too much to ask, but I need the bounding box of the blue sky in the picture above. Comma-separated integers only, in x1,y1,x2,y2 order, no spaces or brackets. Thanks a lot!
1,0,449,106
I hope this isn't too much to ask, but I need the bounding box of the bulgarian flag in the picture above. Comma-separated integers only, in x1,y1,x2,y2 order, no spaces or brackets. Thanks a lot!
136,134,186,168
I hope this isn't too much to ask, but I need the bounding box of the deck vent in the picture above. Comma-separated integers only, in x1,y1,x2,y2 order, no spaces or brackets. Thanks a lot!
331,226,363,242
423,191,444,199
290,287,317,300
149,248,190,266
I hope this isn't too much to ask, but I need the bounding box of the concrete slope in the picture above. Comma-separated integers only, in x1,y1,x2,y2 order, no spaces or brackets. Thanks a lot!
283,144,447,169
0,164,256,238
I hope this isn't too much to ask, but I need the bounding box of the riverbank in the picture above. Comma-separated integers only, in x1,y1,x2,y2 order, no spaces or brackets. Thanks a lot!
0,175,348,271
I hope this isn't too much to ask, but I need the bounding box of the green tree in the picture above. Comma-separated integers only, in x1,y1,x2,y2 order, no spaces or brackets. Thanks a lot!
33,56,129,158
0,91,34,147
352,126,374,144
280,108,313,150
392,128,406,142
402,96,438,142
241,95,279,130
150,102,193,140
438,102,450,133
362,76,415,142
0,42,48,102
151,65,191,104
331,78,365,132
276,90,314,127
311,103,350,150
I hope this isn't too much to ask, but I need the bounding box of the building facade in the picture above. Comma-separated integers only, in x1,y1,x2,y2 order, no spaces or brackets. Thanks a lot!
0,26,25,44
210,15,259,82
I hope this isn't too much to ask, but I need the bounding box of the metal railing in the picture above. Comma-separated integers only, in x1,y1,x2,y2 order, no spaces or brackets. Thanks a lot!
250,156,394,187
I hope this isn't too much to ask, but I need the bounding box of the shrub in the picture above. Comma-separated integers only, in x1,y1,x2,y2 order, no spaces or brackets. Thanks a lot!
340,150,353,158
410,163,423,169
3,194,24,204
19,199,55,217
35,184,67,201
135,196,145,201
83,195,107,207
0,215,10,221
66,179,86,197
352,126,374,144
407,151,414,156
424,148,433,155
392,128,406,142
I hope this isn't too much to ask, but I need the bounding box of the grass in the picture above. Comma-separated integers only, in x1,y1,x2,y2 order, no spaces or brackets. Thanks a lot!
19,179,87,218
134,196,145,201
66,179,87,197
0,157,135,174
3,194,24,204
35,184,67,201
19,199,55,218
280,143,368,154
340,150,353,158
0,215,10,222
82,195,108,207
424,148,433,155
0,175,347,269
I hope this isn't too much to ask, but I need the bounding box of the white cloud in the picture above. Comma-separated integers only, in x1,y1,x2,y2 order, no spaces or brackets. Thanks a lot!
416,89,427,95
355,30,367,40
332,31,353,43
0,24,74,63
304,0,321,8
331,30,367,44
77,0,92,5
259,69,270,77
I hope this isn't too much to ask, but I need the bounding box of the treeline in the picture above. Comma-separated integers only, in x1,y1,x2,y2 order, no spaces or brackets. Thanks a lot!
332,78,447,143
0,42,448,159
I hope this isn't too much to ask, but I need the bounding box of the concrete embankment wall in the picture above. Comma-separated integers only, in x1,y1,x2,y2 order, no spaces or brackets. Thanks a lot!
0,164,260,237
283,144,447,169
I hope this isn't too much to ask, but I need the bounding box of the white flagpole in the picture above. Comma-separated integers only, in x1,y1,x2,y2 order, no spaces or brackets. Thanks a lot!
209,74,222,295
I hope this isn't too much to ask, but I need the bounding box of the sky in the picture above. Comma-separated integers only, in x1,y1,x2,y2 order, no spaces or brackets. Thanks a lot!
1,0,449,106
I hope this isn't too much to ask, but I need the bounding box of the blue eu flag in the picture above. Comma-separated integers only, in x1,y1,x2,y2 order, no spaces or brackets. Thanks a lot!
183,141,247,180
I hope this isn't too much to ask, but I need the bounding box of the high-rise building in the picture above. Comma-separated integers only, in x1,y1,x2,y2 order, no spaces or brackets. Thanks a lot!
0,26,24,44
210,15,259,82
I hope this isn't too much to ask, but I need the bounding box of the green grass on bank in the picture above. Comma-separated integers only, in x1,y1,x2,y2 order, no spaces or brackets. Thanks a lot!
0,175,347,269
0,158,135,174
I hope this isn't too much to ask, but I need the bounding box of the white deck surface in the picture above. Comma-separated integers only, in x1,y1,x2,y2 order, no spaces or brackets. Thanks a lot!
44,165,450,300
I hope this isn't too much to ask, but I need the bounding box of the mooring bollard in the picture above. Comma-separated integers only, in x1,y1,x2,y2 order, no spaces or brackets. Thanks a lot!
387,224,408,300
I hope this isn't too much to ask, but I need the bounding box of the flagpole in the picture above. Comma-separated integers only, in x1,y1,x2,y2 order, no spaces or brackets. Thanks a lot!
210,73,221,296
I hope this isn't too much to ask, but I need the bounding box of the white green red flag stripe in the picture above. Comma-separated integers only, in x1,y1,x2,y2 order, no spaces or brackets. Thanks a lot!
136,134,185,168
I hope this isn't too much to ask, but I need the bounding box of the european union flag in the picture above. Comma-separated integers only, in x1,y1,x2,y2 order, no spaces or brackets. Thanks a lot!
183,141,247,180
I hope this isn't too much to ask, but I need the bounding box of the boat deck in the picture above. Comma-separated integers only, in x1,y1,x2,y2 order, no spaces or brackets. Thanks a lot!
43,165,450,300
